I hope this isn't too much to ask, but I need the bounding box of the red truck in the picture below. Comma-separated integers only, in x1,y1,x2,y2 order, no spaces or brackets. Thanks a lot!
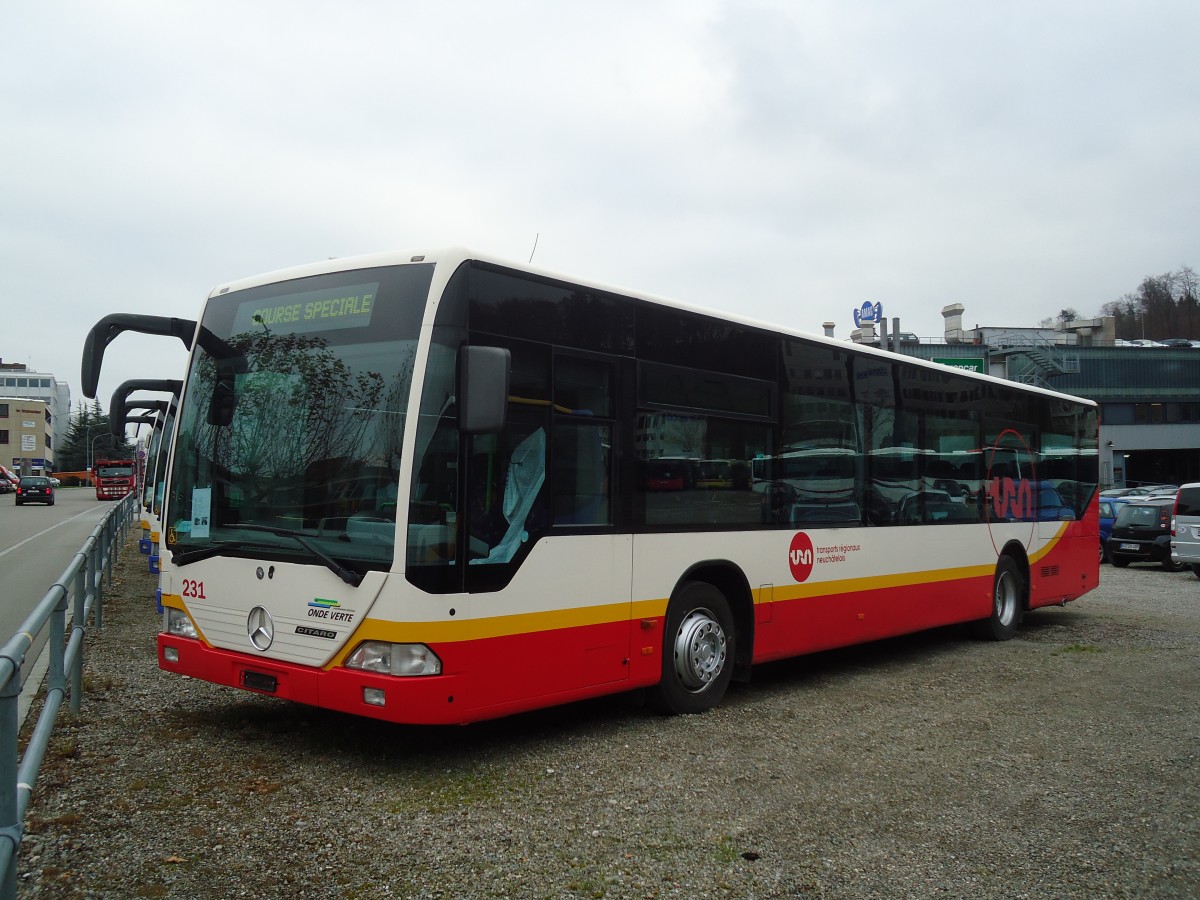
92,458,137,500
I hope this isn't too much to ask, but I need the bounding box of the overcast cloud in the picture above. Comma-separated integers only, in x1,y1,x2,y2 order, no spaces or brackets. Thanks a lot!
3,1,1198,415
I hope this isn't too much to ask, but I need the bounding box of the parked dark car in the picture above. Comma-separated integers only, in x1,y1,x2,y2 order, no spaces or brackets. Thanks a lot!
1106,497,1183,570
15,475,55,506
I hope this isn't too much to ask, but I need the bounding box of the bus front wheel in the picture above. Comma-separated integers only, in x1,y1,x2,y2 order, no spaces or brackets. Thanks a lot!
972,556,1024,641
648,581,734,715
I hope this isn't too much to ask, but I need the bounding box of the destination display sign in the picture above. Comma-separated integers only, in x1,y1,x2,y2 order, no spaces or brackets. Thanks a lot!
231,281,379,335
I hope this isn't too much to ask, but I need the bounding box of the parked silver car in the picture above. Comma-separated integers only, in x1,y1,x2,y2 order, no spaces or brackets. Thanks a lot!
1170,483,1200,578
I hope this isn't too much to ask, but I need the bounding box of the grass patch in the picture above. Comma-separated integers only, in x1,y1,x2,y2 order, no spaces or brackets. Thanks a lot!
716,835,741,865
24,812,83,834
81,672,115,693
49,738,80,761
388,768,507,814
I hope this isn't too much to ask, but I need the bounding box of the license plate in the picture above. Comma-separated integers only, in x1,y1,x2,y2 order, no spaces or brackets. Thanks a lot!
1119,542,1140,551
240,670,278,693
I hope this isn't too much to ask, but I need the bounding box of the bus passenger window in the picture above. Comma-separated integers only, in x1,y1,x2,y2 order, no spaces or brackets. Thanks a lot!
554,423,610,525
552,354,614,527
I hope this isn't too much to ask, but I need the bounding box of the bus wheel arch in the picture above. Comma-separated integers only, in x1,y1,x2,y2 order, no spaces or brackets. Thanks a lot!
972,545,1028,641
648,562,752,715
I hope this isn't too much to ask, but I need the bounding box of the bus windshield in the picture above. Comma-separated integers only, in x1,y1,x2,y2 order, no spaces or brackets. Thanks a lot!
165,264,433,572
142,408,176,514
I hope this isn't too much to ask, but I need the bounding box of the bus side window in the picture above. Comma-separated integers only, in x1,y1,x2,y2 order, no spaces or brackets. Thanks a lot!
552,354,614,527
554,422,611,525
469,424,547,564
465,338,553,573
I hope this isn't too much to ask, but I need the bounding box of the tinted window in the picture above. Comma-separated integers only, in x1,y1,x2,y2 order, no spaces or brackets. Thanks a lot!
469,265,634,354
637,304,775,381
465,339,551,573
1114,504,1165,527
641,362,773,419
636,414,769,528
552,353,615,527
1175,487,1200,517
554,422,611,525
771,342,862,526
556,356,612,418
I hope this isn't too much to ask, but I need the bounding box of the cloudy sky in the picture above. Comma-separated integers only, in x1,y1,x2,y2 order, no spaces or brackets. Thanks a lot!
3,1,1198,417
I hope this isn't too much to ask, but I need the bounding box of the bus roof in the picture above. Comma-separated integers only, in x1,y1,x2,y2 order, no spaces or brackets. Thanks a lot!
207,246,1098,410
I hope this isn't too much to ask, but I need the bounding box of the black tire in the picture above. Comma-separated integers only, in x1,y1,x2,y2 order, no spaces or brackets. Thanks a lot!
972,556,1024,641
647,581,735,715
1162,556,1185,572
1191,564,1200,579
1099,542,1106,565
1109,554,1130,568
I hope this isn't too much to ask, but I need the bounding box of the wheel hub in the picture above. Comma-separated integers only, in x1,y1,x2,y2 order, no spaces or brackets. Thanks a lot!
995,571,1018,627
673,608,727,691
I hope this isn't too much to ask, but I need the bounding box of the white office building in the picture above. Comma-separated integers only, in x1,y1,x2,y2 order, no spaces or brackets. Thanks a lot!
0,360,71,470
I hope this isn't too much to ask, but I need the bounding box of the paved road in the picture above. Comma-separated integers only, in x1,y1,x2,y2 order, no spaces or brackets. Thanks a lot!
0,486,125,700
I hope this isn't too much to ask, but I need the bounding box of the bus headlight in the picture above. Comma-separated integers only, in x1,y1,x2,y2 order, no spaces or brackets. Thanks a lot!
165,607,198,639
345,641,442,676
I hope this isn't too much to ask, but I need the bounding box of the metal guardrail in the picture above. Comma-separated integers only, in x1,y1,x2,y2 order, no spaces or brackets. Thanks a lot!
0,493,137,898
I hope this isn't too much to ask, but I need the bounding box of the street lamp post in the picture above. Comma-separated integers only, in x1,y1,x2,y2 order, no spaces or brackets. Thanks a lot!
85,424,109,477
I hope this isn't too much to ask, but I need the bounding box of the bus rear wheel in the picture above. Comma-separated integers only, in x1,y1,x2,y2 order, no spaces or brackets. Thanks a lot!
648,581,734,715
972,556,1024,641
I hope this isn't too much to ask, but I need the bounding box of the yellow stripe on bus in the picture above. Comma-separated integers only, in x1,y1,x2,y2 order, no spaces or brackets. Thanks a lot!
171,522,1072,668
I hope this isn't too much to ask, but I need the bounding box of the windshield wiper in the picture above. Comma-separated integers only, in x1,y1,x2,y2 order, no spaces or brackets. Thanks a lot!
173,540,260,566
233,524,365,587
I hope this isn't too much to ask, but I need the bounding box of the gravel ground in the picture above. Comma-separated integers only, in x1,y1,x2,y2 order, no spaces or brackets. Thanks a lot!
15,541,1200,899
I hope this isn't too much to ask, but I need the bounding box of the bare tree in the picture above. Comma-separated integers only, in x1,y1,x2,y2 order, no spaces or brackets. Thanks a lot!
1097,267,1199,340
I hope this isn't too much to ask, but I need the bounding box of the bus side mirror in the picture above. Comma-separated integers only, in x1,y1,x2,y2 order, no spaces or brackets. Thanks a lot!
460,346,510,434
81,314,196,399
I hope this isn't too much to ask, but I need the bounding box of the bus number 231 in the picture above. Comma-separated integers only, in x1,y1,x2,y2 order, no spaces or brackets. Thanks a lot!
182,579,207,599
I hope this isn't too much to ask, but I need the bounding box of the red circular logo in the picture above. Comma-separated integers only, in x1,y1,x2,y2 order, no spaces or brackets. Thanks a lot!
789,531,815,582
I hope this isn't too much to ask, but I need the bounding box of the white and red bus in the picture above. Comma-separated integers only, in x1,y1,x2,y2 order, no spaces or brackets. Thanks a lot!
82,249,1099,724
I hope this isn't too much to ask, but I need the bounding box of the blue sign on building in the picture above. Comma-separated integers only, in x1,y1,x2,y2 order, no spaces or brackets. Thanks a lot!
853,301,883,328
